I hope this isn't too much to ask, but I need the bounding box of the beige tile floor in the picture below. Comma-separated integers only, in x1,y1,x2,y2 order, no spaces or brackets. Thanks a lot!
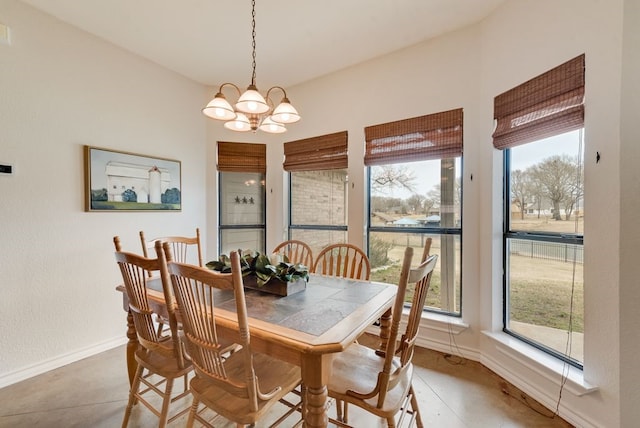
0,335,573,428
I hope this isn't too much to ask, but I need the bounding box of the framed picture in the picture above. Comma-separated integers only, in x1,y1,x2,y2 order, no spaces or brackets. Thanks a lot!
84,145,181,211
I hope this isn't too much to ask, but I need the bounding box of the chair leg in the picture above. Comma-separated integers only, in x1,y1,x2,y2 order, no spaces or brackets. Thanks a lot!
409,386,423,428
158,378,174,428
386,416,396,427
336,398,343,421
122,364,144,428
186,398,199,428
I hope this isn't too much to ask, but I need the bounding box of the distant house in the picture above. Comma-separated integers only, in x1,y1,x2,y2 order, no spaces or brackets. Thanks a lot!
417,215,441,226
372,212,396,225
393,217,420,227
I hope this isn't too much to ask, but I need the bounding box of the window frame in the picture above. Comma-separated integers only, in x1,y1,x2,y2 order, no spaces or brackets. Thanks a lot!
216,142,267,255
366,159,463,317
502,147,584,369
217,171,267,254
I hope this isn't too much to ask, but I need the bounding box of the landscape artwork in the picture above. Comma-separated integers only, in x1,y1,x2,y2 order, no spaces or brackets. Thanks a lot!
84,145,181,211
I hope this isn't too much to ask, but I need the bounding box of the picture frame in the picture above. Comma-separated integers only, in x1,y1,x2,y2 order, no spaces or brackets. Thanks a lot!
84,145,182,212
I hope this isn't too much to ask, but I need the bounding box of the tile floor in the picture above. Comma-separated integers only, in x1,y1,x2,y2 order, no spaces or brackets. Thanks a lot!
0,335,573,427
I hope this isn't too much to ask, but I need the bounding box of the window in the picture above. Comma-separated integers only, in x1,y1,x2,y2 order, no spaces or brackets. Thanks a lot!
365,109,463,315
494,54,585,367
217,142,266,254
284,132,348,256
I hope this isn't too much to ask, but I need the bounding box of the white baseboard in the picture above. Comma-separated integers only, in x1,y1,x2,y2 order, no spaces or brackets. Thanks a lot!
0,336,127,389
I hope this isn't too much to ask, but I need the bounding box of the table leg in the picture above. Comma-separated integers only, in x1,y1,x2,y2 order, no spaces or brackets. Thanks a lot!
377,308,392,355
125,309,138,386
301,353,333,428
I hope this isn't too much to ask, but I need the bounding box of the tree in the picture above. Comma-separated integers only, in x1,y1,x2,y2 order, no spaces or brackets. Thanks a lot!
511,169,534,219
371,165,416,195
529,155,580,221
406,194,426,214
371,196,403,212
562,164,583,220
422,197,436,215
91,188,108,202
122,189,137,202
162,188,181,204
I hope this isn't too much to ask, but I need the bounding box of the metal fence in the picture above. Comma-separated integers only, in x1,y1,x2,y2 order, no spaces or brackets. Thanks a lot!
509,239,584,264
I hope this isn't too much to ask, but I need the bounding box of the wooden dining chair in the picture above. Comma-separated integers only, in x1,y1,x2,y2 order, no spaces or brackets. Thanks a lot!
140,228,203,269
114,238,193,428
166,248,303,428
328,247,438,427
312,243,371,280
272,239,313,267
140,228,203,335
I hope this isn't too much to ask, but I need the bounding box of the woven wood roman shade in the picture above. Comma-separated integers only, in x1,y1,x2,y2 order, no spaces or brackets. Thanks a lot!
364,109,463,166
492,54,585,150
217,141,266,173
283,131,348,171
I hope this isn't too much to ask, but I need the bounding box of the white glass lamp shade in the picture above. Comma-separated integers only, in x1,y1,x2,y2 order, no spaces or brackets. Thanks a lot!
224,113,252,132
259,116,287,134
235,85,269,114
202,93,236,120
271,98,300,124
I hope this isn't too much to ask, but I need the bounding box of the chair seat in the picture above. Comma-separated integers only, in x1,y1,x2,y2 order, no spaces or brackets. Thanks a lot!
190,352,301,425
135,347,193,379
328,343,413,415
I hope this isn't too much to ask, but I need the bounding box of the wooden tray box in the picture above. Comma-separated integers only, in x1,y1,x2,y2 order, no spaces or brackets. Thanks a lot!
242,274,306,296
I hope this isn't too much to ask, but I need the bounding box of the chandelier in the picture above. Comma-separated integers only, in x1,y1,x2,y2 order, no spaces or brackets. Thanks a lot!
202,0,301,134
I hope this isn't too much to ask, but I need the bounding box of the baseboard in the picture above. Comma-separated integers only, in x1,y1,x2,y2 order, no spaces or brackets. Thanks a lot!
481,351,599,428
0,336,127,389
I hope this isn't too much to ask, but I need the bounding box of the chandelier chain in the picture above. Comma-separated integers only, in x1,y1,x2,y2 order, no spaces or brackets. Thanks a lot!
201,0,300,133
250,0,257,86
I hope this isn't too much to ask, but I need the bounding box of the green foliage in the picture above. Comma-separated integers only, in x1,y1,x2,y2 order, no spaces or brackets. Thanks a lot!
90,188,108,201
369,235,393,268
162,188,181,204
122,189,137,202
206,250,309,287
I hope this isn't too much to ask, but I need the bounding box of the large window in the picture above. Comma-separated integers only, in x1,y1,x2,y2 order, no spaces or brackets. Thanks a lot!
366,109,463,315
217,142,266,254
494,55,585,367
285,132,348,256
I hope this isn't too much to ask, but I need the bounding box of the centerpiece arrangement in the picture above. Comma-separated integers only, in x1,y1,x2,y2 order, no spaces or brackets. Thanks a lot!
206,250,309,296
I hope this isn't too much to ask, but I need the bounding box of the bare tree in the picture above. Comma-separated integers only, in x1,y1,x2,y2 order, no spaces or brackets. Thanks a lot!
371,196,403,212
511,169,534,220
562,163,583,220
406,194,426,214
370,165,416,195
426,178,461,209
529,155,579,221
423,197,436,215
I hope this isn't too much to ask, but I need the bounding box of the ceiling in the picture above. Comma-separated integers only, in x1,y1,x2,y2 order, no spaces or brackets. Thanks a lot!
21,0,506,89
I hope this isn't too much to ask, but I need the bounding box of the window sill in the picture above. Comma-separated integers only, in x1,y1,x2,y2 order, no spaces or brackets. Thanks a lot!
364,309,469,339
482,330,598,397
414,309,469,334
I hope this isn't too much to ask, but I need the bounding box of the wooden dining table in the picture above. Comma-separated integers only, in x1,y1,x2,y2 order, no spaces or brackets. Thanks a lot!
117,274,397,428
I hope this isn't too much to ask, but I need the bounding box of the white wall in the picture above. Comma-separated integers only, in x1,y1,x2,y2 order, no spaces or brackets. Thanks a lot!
2,0,636,426
0,0,207,384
